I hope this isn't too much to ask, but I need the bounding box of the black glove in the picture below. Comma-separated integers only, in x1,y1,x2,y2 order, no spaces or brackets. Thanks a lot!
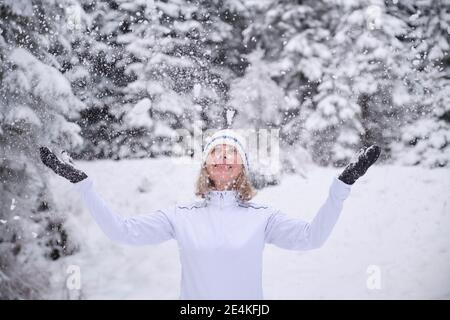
39,146,88,183
338,145,381,185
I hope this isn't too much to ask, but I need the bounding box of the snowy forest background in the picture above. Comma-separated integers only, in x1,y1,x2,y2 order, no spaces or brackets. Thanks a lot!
0,0,449,299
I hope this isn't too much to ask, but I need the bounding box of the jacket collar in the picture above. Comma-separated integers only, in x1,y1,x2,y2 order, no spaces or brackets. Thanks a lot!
205,189,240,208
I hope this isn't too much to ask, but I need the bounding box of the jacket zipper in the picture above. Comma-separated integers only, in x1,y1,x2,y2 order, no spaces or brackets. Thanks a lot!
220,193,223,210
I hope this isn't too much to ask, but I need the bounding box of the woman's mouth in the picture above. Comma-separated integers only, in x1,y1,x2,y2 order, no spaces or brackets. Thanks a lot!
214,164,233,170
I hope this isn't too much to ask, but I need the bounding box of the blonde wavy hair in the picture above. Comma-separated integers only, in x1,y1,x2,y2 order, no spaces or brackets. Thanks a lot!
195,163,256,201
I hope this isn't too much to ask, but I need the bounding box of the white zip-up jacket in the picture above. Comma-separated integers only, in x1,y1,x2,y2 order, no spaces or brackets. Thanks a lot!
73,175,351,300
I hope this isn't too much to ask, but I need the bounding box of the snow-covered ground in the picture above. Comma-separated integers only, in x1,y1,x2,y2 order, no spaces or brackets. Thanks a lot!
49,158,450,299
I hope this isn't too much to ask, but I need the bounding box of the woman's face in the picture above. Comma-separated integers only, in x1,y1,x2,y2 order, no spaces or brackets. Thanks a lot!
205,144,243,190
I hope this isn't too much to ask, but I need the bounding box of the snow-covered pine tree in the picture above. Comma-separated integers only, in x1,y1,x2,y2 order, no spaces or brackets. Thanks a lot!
65,0,250,159
0,0,83,298
242,0,444,167
229,48,284,129
64,0,137,160
305,0,411,166
241,0,329,171
240,0,418,176
388,0,450,167
228,48,285,187
116,0,251,157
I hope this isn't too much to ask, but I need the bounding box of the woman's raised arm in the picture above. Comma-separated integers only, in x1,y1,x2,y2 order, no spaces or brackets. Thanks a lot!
265,144,380,251
72,178,175,245
264,176,351,250
39,146,175,245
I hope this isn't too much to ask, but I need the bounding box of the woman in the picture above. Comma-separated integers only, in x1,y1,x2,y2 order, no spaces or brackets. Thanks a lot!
39,129,380,300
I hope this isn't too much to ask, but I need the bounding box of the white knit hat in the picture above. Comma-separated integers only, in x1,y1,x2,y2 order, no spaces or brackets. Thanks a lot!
202,129,249,173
